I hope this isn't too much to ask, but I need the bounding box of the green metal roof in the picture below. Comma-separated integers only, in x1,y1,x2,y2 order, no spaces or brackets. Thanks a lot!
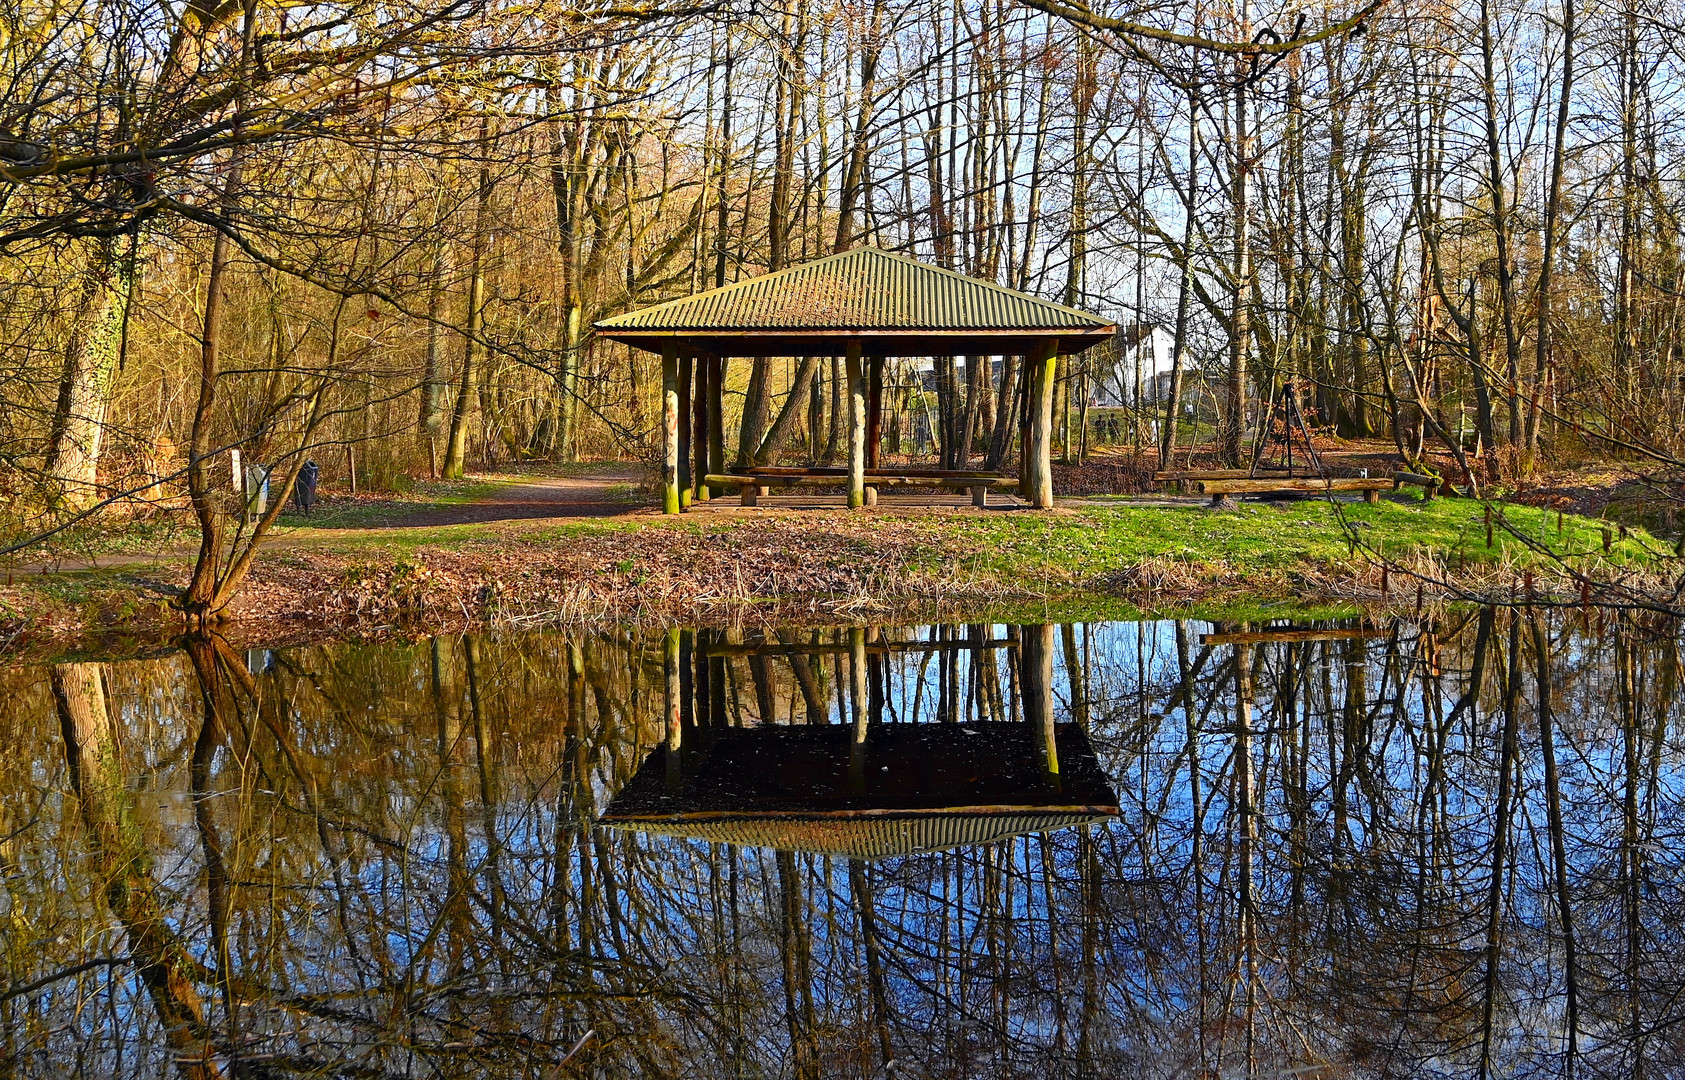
593,246,1116,357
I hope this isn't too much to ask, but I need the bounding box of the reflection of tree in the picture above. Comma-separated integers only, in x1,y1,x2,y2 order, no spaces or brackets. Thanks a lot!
3,613,1685,1076
52,661,222,1080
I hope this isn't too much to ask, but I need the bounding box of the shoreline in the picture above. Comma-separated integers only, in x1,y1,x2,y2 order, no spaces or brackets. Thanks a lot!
1,497,1667,662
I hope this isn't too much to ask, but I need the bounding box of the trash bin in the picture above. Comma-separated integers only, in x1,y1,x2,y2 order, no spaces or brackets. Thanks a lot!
294,460,320,514
243,463,269,521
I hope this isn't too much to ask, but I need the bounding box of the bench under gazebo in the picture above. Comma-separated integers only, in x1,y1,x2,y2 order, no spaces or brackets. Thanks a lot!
593,246,1116,512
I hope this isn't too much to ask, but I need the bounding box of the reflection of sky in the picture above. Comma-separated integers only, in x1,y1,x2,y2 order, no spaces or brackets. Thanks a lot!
7,615,1685,1076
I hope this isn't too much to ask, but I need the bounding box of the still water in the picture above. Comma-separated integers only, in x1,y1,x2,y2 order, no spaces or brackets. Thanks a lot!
3,612,1683,1078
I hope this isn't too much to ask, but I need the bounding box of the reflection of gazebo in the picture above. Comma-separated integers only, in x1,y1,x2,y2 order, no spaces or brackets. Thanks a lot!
598,624,1118,860
599,723,1119,860
593,247,1116,512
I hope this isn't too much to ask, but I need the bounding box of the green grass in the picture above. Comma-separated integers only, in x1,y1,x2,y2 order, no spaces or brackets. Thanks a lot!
921,495,1663,586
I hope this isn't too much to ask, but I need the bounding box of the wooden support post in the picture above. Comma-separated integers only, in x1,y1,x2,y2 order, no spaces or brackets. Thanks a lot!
664,626,682,790
867,356,884,469
970,484,988,508
693,351,710,502
693,629,711,725
707,356,726,480
677,349,693,509
710,649,726,727
846,340,867,509
849,626,868,792
660,341,681,514
678,629,694,726
1025,340,1060,508
1018,354,1031,493
866,355,883,505
1021,623,1059,782
1364,487,1380,504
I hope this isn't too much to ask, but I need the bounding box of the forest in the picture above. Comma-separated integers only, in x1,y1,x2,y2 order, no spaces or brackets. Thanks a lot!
5,0,1685,605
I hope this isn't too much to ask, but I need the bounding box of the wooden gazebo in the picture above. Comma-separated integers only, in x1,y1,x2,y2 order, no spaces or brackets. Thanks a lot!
593,246,1116,512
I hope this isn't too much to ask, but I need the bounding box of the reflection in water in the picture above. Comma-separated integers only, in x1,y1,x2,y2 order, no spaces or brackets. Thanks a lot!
0,613,1682,1077
602,629,1120,859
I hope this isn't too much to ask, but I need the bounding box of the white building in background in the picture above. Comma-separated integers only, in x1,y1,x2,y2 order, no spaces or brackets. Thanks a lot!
1091,323,1183,406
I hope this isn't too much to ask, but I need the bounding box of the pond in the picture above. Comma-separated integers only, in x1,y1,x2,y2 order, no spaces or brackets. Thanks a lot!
2,611,1682,1078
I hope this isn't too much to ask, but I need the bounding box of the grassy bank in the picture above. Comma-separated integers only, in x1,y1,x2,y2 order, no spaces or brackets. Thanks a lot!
0,488,1670,657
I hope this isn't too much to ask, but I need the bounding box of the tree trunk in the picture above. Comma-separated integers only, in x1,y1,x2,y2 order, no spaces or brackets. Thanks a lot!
419,243,452,442
1530,0,1575,453
548,109,584,461
1477,0,1527,460
46,238,136,511
1225,17,1254,466
444,127,493,480
832,0,884,250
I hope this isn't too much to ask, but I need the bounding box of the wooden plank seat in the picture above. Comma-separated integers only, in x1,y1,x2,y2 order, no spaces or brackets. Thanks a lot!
1154,467,1319,494
734,466,1003,479
1195,476,1393,504
704,471,1017,508
1153,468,1314,482
1391,471,1445,498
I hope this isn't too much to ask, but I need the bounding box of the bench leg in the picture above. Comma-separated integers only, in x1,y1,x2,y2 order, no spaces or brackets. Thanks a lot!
864,485,878,506
971,485,987,508
741,485,768,507
1364,487,1380,504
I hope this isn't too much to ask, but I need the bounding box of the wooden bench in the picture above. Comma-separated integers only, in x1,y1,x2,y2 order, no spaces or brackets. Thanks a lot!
704,472,1019,508
1153,468,1311,482
1392,471,1446,499
1195,476,1395,504
1154,468,1316,494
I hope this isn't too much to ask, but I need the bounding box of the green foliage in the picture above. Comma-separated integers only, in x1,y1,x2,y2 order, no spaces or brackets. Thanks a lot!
925,497,1663,585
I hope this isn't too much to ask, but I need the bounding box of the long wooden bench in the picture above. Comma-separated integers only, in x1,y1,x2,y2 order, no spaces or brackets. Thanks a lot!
736,466,1003,480
1392,471,1445,498
1195,476,1394,504
704,472,1018,508
1153,468,1311,482
1154,467,1317,494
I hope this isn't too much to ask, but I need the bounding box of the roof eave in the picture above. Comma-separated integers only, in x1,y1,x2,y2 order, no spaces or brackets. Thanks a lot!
593,325,1118,357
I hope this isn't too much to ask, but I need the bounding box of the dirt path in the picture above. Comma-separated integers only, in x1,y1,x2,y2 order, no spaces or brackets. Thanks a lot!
376,468,643,527
12,468,647,575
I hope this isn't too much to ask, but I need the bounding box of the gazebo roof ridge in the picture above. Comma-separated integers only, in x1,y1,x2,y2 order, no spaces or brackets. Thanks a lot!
593,245,1115,350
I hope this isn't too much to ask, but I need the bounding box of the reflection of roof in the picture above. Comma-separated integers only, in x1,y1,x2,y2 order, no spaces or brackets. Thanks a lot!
593,247,1115,357
599,722,1119,859
619,812,1115,861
